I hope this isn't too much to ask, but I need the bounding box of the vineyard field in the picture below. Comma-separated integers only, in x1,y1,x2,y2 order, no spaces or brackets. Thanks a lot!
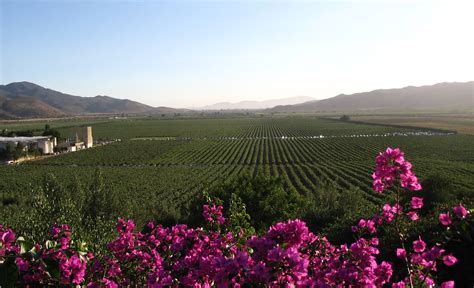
1,116,473,228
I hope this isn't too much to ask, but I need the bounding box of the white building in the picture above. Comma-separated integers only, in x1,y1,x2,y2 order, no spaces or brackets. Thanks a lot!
0,136,57,154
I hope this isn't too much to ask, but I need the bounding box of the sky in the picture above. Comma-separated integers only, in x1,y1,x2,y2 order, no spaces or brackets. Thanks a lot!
1,0,473,108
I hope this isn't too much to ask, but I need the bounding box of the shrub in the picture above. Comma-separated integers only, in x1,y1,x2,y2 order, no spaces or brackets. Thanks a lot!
210,171,307,231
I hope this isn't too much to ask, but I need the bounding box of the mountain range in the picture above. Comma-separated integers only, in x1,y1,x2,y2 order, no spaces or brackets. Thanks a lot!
0,82,185,119
0,81,472,119
196,96,314,110
270,82,473,113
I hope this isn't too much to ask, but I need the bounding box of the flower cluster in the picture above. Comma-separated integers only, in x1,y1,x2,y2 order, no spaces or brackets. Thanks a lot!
0,225,19,256
439,204,469,226
202,203,226,225
1,224,90,286
393,236,458,287
88,218,394,286
2,202,468,287
372,147,421,192
352,196,424,235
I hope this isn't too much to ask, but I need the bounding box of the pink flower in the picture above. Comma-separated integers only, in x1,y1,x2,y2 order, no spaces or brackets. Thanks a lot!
410,197,423,209
1,230,15,243
443,255,458,266
371,237,379,246
400,172,422,191
50,225,61,237
453,204,468,218
372,147,421,193
396,248,406,259
366,220,376,234
441,281,455,288
413,238,426,253
15,257,30,271
406,211,419,221
392,281,406,288
439,213,452,226
392,203,403,214
373,179,385,193
203,204,225,225
425,277,434,287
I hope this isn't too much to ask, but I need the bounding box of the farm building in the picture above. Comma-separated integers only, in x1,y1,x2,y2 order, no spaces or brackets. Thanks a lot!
57,126,94,152
0,136,57,154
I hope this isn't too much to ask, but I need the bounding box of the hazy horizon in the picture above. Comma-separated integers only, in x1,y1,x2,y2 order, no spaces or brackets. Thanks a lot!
1,1,473,108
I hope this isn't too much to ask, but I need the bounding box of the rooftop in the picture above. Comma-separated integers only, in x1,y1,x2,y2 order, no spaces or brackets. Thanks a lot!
0,136,53,143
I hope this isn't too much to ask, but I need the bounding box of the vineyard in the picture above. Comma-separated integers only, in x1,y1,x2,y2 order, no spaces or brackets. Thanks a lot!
1,116,473,231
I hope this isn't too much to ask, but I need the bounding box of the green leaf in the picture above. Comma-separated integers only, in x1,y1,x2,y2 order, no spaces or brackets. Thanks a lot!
17,237,34,254
75,240,89,253
45,240,57,250
43,258,61,280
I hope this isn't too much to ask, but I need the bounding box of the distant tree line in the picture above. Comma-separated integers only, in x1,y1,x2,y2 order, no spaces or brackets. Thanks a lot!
1,124,61,139
0,143,42,161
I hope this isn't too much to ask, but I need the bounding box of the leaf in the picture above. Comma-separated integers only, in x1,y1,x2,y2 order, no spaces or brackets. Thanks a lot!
43,258,61,280
17,237,34,254
45,240,57,250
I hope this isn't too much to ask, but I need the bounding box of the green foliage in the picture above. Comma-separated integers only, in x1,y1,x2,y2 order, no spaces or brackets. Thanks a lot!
42,128,60,138
2,172,117,253
304,181,378,243
212,172,307,231
227,193,255,240
0,143,27,160
80,169,118,253
418,173,459,205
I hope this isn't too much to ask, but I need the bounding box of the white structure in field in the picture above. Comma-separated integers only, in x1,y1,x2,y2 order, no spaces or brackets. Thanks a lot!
58,126,93,152
0,136,57,154
77,126,93,148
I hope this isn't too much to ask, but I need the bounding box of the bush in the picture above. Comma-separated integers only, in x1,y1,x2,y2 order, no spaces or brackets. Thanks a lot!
209,171,307,231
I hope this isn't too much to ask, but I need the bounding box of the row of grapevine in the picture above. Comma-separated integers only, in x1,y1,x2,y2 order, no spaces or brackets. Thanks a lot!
3,117,472,229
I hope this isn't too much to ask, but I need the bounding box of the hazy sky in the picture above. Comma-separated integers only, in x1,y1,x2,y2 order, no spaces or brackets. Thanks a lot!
1,1,473,108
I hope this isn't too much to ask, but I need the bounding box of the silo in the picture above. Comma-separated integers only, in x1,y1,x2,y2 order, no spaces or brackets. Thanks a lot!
76,126,93,148
83,126,93,148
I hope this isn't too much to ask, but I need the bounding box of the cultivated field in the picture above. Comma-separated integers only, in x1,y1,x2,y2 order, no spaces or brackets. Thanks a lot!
1,116,473,228
345,113,474,135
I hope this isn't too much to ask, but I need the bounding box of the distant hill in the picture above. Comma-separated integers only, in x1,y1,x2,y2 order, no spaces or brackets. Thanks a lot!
270,82,473,113
197,96,314,110
0,82,184,118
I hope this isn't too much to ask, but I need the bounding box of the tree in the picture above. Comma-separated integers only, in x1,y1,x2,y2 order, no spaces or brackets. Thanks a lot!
42,128,60,138
340,115,350,121
15,130,34,137
0,143,16,160
13,143,25,160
